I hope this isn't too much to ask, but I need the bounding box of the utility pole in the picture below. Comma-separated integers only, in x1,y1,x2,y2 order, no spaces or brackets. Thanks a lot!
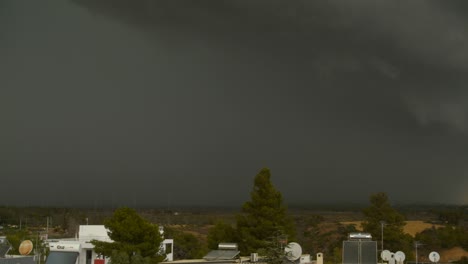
415,241,423,264
36,232,39,264
380,221,386,254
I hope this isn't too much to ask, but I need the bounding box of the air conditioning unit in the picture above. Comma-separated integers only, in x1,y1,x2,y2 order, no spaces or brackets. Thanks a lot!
251,253,258,262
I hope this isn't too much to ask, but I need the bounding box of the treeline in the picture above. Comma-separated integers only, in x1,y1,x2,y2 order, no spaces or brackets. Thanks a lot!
1,169,467,263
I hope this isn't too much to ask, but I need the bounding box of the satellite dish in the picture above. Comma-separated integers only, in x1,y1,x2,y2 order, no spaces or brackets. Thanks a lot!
19,240,33,255
395,251,406,262
381,250,391,261
285,242,302,261
429,252,440,263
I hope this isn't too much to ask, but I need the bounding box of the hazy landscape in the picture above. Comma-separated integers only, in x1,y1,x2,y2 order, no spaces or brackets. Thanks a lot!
1,202,467,263
2,1,468,263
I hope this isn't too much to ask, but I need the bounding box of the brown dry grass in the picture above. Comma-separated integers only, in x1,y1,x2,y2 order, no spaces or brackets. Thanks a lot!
340,220,444,237
439,247,468,262
404,220,443,236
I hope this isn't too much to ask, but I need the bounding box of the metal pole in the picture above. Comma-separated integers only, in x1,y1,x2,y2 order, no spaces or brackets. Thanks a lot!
381,222,384,253
415,243,418,264
415,241,420,264
36,232,39,264
380,221,385,254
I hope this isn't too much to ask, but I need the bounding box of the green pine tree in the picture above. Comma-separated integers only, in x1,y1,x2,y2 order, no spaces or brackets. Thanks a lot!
236,168,296,255
92,207,164,263
362,193,413,255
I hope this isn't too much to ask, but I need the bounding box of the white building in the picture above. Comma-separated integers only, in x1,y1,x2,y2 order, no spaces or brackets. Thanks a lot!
46,225,173,264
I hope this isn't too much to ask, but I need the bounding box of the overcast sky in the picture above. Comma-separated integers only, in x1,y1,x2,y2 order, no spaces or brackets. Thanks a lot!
1,0,467,208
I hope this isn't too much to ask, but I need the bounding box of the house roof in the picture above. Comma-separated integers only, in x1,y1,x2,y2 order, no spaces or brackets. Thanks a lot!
0,256,35,264
78,225,111,242
45,252,79,264
203,250,240,261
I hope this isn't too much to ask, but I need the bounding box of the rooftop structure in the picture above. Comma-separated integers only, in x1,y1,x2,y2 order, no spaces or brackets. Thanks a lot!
0,257,36,264
46,225,173,264
0,236,35,264
204,243,240,261
343,233,377,264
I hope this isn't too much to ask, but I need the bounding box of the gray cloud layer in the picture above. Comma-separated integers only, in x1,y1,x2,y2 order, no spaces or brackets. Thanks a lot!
1,0,467,207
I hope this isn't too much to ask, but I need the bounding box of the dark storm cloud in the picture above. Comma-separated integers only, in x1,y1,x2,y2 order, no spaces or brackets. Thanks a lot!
1,0,467,207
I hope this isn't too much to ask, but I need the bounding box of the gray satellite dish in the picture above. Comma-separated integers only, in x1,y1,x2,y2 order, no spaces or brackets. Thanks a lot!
381,250,391,261
285,242,302,261
429,252,440,263
395,251,406,262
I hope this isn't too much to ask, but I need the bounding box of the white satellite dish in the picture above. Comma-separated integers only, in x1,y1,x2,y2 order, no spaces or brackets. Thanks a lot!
429,252,440,263
395,251,406,262
285,242,302,261
381,250,391,261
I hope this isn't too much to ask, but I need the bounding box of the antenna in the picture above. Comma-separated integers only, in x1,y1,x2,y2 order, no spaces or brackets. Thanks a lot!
285,242,302,261
18,240,33,255
429,252,440,263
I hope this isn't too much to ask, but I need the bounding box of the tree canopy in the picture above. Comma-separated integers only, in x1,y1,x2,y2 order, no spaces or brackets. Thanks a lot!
92,207,164,263
362,192,412,254
236,168,296,255
206,220,237,250
165,226,207,259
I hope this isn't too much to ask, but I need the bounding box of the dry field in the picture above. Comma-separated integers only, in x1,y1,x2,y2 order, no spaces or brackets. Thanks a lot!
340,220,444,236
440,247,468,262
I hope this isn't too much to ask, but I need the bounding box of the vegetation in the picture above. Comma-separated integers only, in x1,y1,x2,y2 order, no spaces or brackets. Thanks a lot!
206,220,237,250
237,168,296,255
1,193,467,262
110,250,151,264
294,212,360,264
165,226,207,259
3,227,48,263
415,207,468,260
455,256,468,264
261,233,289,264
92,207,164,264
362,192,413,255
435,207,466,225
206,168,296,257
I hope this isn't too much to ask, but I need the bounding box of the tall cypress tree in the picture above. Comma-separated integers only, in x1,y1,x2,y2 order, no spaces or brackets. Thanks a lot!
236,168,296,255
